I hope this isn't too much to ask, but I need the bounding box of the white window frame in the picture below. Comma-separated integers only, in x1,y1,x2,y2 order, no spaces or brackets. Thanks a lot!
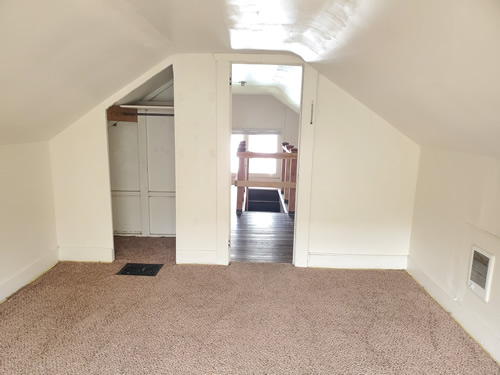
231,130,282,181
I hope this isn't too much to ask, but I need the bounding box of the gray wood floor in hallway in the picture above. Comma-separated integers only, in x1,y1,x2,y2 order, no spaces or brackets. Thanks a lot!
230,211,294,263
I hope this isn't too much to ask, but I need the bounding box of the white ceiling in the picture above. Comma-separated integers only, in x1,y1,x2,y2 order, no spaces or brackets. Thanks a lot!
231,64,303,112
1,0,499,158
116,65,174,105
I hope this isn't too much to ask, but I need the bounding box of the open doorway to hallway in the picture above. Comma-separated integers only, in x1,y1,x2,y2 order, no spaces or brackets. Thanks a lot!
230,63,303,264
106,65,176,265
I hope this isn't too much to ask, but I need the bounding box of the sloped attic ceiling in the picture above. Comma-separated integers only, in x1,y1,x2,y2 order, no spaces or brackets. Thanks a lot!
1,0,499,158
116,65,174,105
0,0,231,145
232,64,303,113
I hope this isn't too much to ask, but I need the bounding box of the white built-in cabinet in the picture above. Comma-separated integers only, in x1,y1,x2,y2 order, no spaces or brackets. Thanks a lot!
108,109,175,236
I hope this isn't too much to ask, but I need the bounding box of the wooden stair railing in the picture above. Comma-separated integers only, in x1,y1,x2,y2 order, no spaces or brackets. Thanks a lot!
236,141,247,214
234,141,298,216
281,142,289,195
282,142,295,204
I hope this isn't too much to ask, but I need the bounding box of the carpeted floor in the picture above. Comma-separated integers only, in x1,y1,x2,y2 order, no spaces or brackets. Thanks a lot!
0,237,498,374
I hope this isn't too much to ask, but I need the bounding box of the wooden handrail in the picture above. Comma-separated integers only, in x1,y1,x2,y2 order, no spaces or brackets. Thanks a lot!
282,143,294,153
237,152,297,159
236,141,246,213
281,143,290,194
235,140,298,216
234,181,296,189
288,148,298,215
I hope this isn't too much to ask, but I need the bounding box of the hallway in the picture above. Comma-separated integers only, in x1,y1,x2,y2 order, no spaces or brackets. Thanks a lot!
230,211,294,263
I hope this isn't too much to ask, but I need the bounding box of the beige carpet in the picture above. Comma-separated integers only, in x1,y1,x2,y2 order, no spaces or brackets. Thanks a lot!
0,237,498,374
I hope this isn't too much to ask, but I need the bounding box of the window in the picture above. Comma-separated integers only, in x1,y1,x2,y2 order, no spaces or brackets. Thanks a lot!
231,133,279,175
248,134,278,174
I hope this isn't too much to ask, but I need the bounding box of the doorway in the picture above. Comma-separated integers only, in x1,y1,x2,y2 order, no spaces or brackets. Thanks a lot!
229,63,303,263
106,65,176,264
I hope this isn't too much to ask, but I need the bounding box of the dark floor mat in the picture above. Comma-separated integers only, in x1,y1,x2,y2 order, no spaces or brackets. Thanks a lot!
117,263,163,276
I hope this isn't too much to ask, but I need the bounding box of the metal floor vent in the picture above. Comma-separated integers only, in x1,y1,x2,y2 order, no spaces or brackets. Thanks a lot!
117,263,163,277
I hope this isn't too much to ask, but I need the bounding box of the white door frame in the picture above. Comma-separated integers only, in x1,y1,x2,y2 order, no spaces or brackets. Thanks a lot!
214,53,317,267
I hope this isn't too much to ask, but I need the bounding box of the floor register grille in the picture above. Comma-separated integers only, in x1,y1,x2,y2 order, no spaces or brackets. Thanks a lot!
117,263,163,276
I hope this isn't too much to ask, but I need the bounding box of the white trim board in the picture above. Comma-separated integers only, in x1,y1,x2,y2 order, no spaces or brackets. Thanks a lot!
307,253,408,269
0,250,58,302
215,59,231,266
176,250,218,265
113,234,176,238
293,64,318,267
59,247,114,262
407,256,500,363
137,115,151,236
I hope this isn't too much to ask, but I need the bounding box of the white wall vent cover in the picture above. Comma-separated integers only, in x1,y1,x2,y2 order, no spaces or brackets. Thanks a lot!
468,245,495,302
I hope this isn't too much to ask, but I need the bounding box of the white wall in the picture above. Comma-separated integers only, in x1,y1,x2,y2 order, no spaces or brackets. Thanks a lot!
0,142,58,301
48,56,177,263
50,109,115,262
215,59,232,265
408,147,500,362
45,53,420,270
306,74,421,269
232,94,299,145
44,53,421,270
293,63,318,267
46,54,228,265
178,57,420,269
174,54,219,264
284,106,300,147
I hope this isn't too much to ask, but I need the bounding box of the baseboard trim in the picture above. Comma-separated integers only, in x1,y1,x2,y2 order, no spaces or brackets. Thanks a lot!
59,246,114,262
114,233,176,238
307,253,408,269
0,250,58,302
407,256,500,363
176,250,217,264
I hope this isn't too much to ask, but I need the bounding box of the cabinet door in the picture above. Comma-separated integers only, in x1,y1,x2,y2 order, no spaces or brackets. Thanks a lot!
111,194,142,234
147,115,175,192
108,113,176,236
108,122,140,191
108,122,142,234
146,112,176,235
149,195,176,235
